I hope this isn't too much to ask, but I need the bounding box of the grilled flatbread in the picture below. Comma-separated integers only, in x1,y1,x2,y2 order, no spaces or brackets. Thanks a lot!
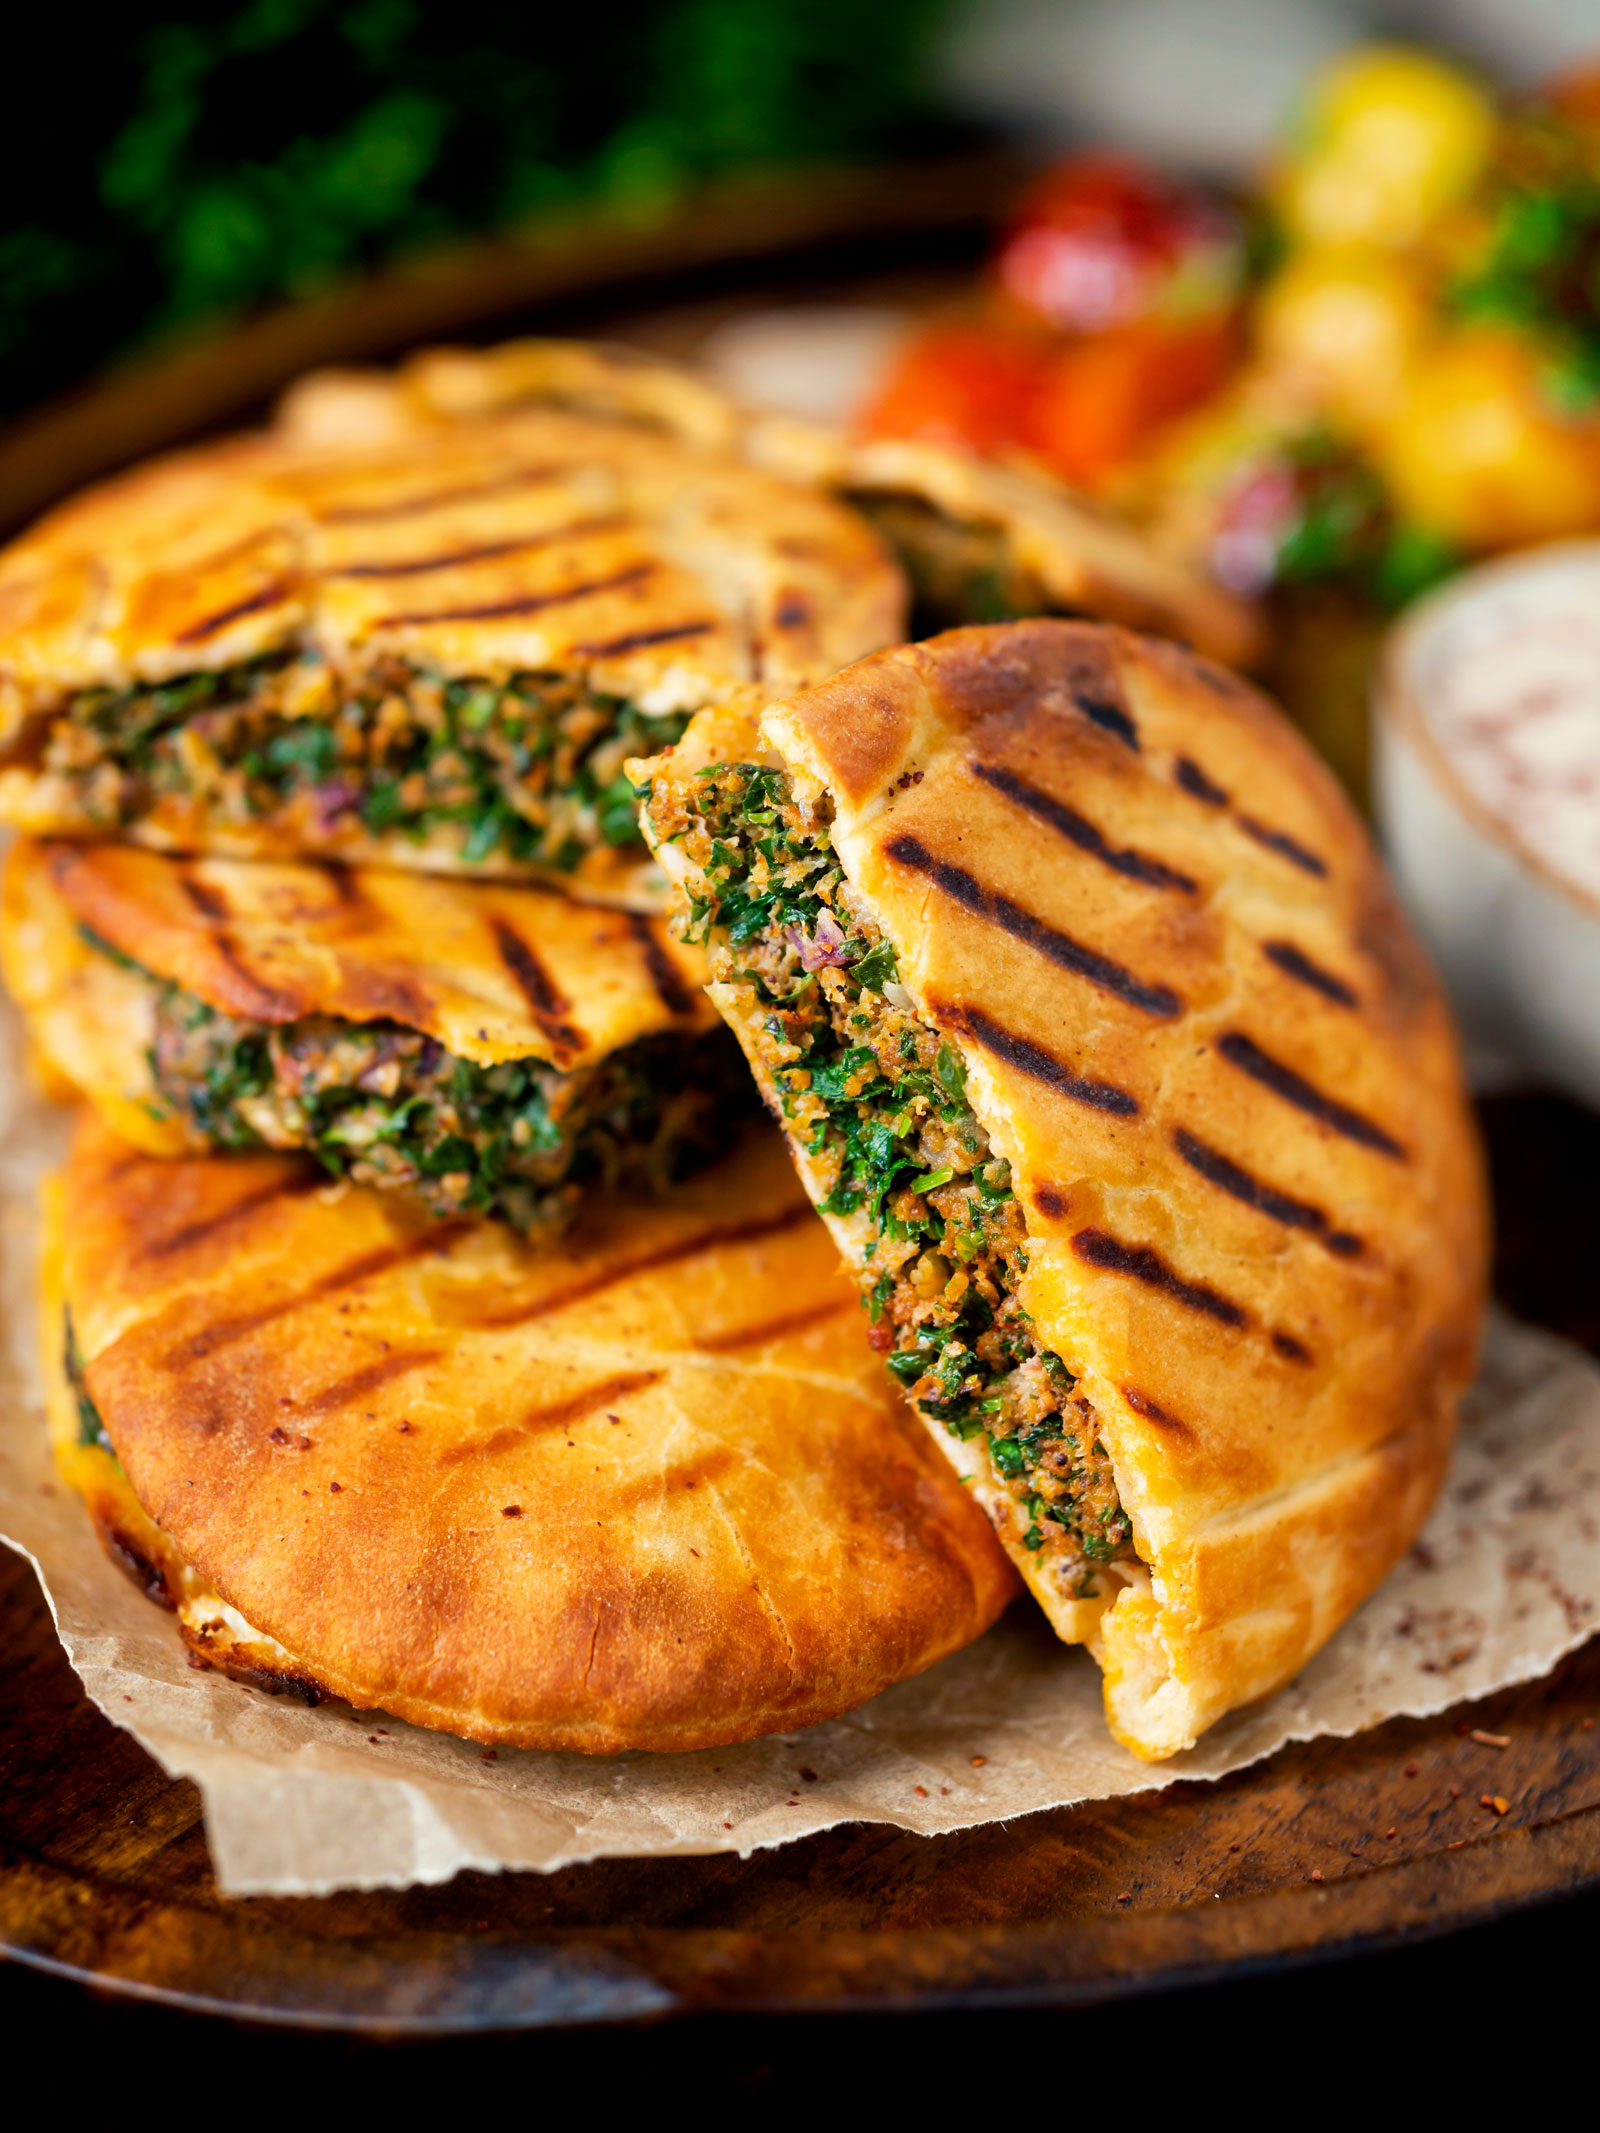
0,399,903,903
3,837,746,1236
46,1111,1016,1751
632,618,1486,1759
277,338,1258,669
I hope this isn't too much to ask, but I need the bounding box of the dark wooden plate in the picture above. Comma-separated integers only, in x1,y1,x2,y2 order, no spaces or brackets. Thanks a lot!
2,1093,1598,2029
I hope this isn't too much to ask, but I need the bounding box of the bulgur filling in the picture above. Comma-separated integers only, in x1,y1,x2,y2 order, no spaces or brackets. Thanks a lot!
41,652,690,870
86,929,747,1235
649,758,1134,1592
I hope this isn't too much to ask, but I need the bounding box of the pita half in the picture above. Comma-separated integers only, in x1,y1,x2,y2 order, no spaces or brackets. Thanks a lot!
47,1111,1015,1752
277,336,1259,671
0,385,903,905
632,618,1486,1759
3,836,748,1237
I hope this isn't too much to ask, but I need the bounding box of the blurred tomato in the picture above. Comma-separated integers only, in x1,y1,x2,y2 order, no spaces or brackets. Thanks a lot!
995,155,1242,335
1377,328,1600,547
1255,249,1427,433
1275,45,1497,251
1027,315,1237,487
857,323,1046,455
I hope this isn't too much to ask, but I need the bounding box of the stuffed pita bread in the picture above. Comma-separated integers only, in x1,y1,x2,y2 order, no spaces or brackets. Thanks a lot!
0,396,903,904
45,1111,1015,1751
4,837,746,1236
632,618,1486,1758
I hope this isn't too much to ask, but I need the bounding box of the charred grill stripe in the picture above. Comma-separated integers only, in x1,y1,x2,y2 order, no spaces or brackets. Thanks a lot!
696,1297,853,1351
1122,1385,1188,1432
174,583,294,645
438,1371,665,1462
166,1218,475,1365
1076,691,1140,750
937,1001,1140,1117
625,912,695,1018
1071,1227,1247,1326
1172,1126,1364,1256
372,562,656,629
332,519,626,578
212,933,302,1022
292,1347,444,1418
969,761,1197,893
572,619,714,658
143,1167,326,1259
1217,1032,1404,1157
884,834,1181,1018
318,468,562,525
1237,814,1327,878
1273,1331,1312,1364
489,917,587,1059
1175,756,1229,806
178,870,229,921
1263,939,1359,1008
473,1203,817,1329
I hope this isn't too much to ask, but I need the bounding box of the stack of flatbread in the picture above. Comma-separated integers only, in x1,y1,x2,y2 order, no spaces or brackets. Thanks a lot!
0,339,1484,1762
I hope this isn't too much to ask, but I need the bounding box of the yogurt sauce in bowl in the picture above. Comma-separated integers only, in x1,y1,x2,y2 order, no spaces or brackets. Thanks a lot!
1377,540,1600,1105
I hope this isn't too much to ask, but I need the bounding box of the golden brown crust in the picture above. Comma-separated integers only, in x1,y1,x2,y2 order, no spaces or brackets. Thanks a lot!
54,1111,1016,1752
656,619,1486,1757
5,834,713,1071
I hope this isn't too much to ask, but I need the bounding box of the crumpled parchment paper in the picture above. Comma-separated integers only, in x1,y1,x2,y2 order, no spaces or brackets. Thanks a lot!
2,992,1597,1897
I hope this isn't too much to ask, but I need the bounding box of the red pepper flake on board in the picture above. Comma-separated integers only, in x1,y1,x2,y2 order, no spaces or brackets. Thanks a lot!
970,1755,987,1768
1482,1794,1510,1816
479,1749,497,1763
1470,1729,1511,1748
1116,1892,1131,1905
1403,1762,1420,1777
913,1785,928,1798
1310,1870,1324,1884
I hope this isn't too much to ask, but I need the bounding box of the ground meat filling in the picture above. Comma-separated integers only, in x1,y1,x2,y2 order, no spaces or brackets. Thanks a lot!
654,758,1134,1593
43,653,689,870
847,493,1054,637
93,935,746,1234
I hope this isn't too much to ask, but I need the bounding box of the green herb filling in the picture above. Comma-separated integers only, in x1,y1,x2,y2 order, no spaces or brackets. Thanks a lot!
46,653,690,871
654,758,1133,1592
88,931,748,1234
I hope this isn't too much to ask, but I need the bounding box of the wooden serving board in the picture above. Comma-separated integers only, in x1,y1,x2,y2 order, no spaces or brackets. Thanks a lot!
2,1092,1598,2028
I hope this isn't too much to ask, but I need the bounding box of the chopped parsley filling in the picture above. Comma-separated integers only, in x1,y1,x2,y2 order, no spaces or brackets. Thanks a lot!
45,653,690,871
87,929,748,1234
847,492,1054,636
652,757,1133,1592
64,1308,115,1456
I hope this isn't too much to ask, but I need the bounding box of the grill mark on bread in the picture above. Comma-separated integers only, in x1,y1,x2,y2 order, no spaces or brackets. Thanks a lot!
291,1347,443,1418
178,870,229,921
884,834,1180,1017
1217,1032,1405,1157
142,1168,326,1259
625,912,695,1017
1071,1227,1247,1326
573,619,714,658
1172,1127,1364,1256
489,917,586,1059
610,1443,739,1509
696,1297,853,1351
439,1370,664,1462
318,468,562,524
1073,690,1139,750
472,1204,817,1329
1263,939,1359,1008
372,562,655,629
174,583,294,645
1122,1385,1189,1434
331,518,626,578
968,761,1197,892
166,1219,475,1364
1237,815,1327,878
211,932,302,1020
1273,1331,1313,1364
1175,755,1229,806
932,1000,1141,1116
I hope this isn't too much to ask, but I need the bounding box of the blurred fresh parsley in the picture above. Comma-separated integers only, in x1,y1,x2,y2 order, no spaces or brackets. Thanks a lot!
0,0,944,419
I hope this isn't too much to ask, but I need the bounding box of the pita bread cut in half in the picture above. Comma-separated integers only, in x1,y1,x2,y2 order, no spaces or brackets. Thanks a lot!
632,618,1486,1758
277,336,1259,672
45,1111,1015,1751
3,837,749,1237
0,388,903,906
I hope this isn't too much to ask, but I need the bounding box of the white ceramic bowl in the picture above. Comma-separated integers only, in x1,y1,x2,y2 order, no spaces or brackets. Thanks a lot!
1375,539,1600,1106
